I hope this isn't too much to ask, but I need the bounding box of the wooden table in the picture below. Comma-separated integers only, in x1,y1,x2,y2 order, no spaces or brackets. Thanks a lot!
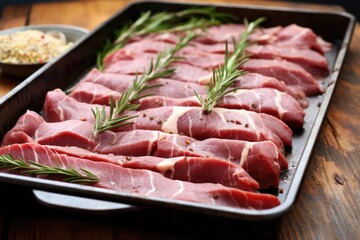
0,0,359,239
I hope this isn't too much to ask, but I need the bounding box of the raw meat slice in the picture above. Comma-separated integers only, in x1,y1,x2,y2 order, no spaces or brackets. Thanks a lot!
185,24,244,44
104,57,154,75
136,88,305,129
176,46,224,70
132,106,293,150
107,42,224,70
242,59,323,96
0,143,280,209
129,32,180,44
112,40,229,73
274,24,332,53
43,89,292,151
122,156,260,191
104,58,213,85
80,69,206,99
123,38,174,53
232,73,308,108
132,26,279,46
71,84,304,128
163,62,213,85
190,41,234,53
104,50,319,96
44,145,260,191
69,82,121,105
284,86,308,108
114,38,328,79
193,23,331,53
245,44,329,78
78,70,308,108
80,69,134,92
2,111,287,188
104,48,157,67
194,24,281,45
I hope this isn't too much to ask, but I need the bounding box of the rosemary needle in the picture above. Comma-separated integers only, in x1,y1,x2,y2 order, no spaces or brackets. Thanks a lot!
195,17,265,113
92,32,196,137
0,154,99,183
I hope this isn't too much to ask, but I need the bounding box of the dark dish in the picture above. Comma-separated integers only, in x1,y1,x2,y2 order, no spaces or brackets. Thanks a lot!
0,24,88,78
0,1,355,220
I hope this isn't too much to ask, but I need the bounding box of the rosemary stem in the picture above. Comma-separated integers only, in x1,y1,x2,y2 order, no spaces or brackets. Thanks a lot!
97,7,234,70
0,154,99,183
92,32,196,137
196,17,265,113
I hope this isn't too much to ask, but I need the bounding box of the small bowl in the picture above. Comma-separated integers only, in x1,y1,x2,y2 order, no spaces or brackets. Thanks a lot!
0,24,89,78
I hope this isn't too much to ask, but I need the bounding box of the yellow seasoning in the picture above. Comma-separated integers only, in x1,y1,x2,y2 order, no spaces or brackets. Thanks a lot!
0,30,73,64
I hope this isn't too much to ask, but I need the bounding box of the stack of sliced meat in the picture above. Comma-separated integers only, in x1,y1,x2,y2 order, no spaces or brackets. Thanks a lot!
0,22,332,210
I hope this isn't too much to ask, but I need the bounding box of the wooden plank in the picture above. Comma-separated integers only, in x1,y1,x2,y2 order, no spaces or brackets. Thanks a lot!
29,0,131,30
7,216,114,240
0,5,29,95
0,5,29,30
279,24,360,240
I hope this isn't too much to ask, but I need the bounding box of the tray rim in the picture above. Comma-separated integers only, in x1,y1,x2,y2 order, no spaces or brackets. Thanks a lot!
0,0,356,220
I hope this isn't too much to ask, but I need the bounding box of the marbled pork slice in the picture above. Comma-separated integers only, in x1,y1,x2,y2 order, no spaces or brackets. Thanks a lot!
70,82,305,129
176,45,328,79
136,88,305,129
242,59,323,96
43,89,292,151
245,44,329,78
193,24,281,45
179,43,329,79
2,111,287,188
79,69,206,99
193,23,331,53
103,52,213,85
232,73,308,108
104,54,320,96
77,69,308,108
44,145,260,191
274,24,332,53
0,143,280,209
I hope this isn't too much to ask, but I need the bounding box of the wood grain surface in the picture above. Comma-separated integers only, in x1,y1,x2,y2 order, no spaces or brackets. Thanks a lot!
0,0,359,239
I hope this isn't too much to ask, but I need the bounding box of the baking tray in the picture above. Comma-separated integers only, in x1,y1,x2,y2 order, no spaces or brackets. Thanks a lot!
0,0,355,220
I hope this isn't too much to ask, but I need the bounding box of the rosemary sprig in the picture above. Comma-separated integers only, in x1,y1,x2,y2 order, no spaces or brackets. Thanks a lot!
195,17,265,113
92,32,196,137
96,7,234,70
0,154,99,183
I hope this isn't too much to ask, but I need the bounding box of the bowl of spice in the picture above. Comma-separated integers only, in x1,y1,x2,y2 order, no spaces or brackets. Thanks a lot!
0,25,88,78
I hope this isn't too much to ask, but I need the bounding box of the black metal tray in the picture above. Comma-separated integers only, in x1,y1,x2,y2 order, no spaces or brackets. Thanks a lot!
0,0,355,220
